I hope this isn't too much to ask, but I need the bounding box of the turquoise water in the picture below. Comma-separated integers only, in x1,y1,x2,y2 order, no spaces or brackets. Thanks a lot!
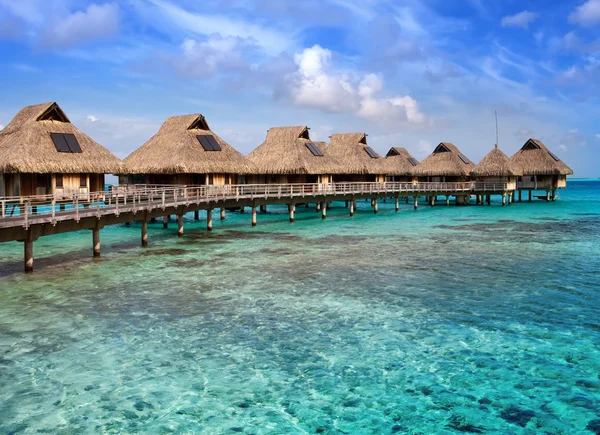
0,182,599,434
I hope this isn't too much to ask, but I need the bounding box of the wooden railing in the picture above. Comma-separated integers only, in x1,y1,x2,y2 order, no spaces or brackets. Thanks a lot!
0,181,513,229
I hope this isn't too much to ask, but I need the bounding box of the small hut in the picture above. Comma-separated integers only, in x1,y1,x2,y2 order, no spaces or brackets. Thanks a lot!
327,133,387,182
247,126,340,184
383,147,419,182
510,138,573,198
122,114,256,185
471,145,522,190
412,142,474,182
0,102,122,198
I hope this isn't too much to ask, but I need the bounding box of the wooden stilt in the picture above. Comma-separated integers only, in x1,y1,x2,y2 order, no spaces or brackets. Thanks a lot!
194,210,199,220
305,203,310,208
316,202,321,212
414,197,418,210
252,206,257,227
92,228,101,257
430,196,435,207
240,206,245,213
373,199,378,214
395,197,399,212
163,216,168,228
546,191,550,201
487,195,491,205
24,239,33,273
177,214,184,237
151,218,156,223
551,189,556,201
260,204,266,213
345,201,349,208
350,200,355,216
289,204,295,222
406,197,409,204
220,208,226,220
321,202,327,220
141,221,148,247
207,209,213,231
528,190,532,201
446,196,450,206
502,194,506,206
519,190,522,202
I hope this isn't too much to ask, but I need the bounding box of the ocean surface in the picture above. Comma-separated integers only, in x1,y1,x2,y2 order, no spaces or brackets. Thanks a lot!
0,181,599,434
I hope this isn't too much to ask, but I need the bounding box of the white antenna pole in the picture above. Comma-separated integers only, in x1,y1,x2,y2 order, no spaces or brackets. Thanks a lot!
495,110,499,146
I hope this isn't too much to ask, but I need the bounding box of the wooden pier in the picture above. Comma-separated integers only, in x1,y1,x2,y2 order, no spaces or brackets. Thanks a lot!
0,181,513,272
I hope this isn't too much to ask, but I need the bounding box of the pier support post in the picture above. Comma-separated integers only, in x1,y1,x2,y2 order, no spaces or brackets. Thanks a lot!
509,193,513,204
316,202,321,212
207,209,213,231
194,210,199,220
406,197,409,204
125,222,131,227
251,206,257,227
141,221,148,247
429,196,435,207
163,216,168,229
446,196,451,206
92,228,101,257
546,191,551,201
528,190,532,201
373,199,378,214
321,202,327,220
345,201,349,208
260,204,266,213
289,204,295,223
220,208,226,220
240,206,245,213
519,190,522,202
177,214,184,237
414,197,419,211
551,189,556,201
305,203,310,208
24,238,34,273
486,195,491,205
350,200,355,216
476,195,481,205
395,197,399,212
151,218,156,223
502,194,506,207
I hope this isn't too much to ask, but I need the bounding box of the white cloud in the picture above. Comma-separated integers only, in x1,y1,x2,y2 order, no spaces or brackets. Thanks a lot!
0,124,4,131
87,115,99,122
558,144,568,152
569,0,600,26
417,139,433,156
170,35,255,78
501,10,539,29
145,0,292,56
288,45,428,126
40,3,119,49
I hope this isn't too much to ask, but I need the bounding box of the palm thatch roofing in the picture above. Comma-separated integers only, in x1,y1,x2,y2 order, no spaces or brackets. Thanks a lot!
0,102,122,174
510,138,573,176
123,114,256,175
383,147,419,176
471,145,523,177
247,126,342,174
411,142,474,177
327,133,387,175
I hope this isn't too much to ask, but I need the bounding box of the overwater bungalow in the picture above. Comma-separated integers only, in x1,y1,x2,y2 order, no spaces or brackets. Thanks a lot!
247,126,340,184
0,102,122,198
471,145,522,189
327,133,387,182
383,147,419,182
510,138,573,200
412,142,474,182
122,114,256,185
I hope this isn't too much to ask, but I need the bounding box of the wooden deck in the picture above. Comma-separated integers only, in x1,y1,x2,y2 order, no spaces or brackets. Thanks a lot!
0,181,517,271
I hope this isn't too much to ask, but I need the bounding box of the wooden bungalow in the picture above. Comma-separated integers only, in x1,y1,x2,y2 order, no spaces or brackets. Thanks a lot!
471,145,522,190
247,126,340,184
0,102,122,198
326,133,387,182
510,138,573,200
122,114,256,185
412,142,474,182
383,147,419,182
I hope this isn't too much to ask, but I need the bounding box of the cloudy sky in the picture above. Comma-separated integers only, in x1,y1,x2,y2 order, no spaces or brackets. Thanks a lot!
0,0,598,176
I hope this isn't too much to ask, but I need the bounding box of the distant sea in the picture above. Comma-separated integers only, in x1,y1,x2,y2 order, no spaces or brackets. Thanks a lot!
0,180,599,434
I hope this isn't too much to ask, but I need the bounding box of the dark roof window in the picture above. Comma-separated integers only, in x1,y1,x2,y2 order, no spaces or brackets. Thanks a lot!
458,153,471,164
305,142,324,156
51,133,82,153
407,157,418,166
364,146,379,158
548,150,560,161
197,135,222,151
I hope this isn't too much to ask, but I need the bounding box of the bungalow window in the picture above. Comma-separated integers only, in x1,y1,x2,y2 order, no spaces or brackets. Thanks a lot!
80,175,87,188
50,133,82,153
55,174,63,188
196,135,222,151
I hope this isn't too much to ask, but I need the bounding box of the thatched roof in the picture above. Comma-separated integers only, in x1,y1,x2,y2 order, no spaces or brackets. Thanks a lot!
471,145,523,177
0,102,122,174
411,142,474,177
510,139,573,176
247,126,342,174
383,147,419,176
123,114,256,175
327,133,387,175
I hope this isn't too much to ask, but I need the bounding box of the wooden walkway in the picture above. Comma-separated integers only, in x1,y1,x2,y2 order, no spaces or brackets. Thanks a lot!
0,181,511,272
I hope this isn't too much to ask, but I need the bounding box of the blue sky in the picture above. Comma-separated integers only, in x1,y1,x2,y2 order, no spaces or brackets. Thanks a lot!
0,0,599,176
